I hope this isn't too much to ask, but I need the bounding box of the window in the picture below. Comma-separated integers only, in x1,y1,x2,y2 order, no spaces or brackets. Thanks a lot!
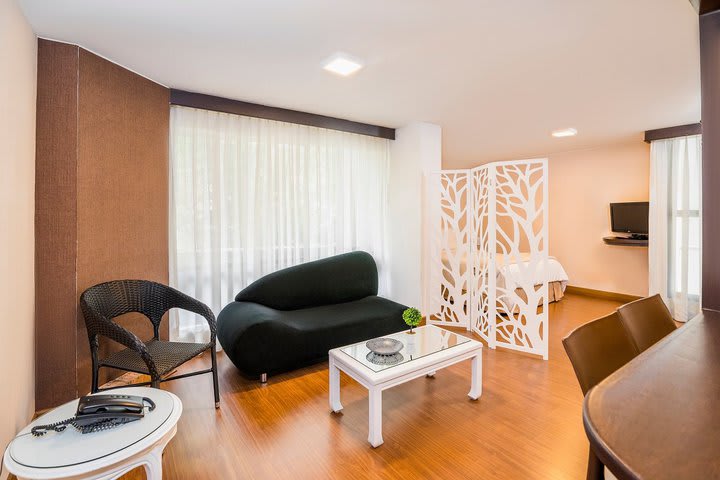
649,135,702,322
169,106,390,341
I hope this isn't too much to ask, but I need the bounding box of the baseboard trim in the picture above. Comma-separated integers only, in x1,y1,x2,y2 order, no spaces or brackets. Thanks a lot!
565,286,642,304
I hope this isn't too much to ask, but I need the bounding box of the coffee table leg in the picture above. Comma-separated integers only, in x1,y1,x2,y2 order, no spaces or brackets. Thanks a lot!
469,353,482,400
368,387,384,448
329,356,343,413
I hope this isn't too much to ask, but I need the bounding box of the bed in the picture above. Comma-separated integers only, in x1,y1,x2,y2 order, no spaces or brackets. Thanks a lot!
494,252,569,307
440,250,569,309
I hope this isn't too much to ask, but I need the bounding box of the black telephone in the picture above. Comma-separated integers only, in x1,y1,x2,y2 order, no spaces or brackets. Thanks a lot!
31,394,156,437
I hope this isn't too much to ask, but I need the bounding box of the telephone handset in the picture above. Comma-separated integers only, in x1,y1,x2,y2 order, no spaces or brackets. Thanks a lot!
31,394,156,437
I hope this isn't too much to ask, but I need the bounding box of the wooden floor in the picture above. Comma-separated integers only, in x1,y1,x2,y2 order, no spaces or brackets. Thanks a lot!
120,293,622,480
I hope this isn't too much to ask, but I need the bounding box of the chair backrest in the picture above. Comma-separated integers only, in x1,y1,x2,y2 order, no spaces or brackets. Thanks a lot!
562,312,640,395
80,280,178,339
235,251,379,310
616,294,677,353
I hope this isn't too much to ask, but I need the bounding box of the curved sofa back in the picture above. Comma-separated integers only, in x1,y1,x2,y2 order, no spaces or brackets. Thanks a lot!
235,251,379,310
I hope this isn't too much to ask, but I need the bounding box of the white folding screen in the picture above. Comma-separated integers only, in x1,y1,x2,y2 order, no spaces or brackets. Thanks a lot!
424,159,549,359
470,166,495,347
424,171,471,328
489,160,549,358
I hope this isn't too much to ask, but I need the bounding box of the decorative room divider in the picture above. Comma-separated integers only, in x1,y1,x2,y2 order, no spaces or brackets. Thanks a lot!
424,159,549,359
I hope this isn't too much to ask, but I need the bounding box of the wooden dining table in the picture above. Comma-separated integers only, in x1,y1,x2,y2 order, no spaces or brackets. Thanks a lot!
583,309,720,479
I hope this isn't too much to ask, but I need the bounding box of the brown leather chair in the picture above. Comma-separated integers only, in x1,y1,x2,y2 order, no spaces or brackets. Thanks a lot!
616,294,677,353
563,312,640,480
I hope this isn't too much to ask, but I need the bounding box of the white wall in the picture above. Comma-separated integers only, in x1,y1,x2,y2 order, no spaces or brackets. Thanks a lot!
388,122,442,308
0,0,36,467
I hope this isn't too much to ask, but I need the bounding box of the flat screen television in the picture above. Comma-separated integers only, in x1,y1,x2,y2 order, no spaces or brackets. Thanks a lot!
610,202,649,238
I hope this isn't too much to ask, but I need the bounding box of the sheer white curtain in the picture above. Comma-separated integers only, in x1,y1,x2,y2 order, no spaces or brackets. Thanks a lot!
169,106,390,341
649,135,702,322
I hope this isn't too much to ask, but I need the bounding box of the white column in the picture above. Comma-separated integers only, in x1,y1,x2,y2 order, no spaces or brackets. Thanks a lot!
388,122,442,308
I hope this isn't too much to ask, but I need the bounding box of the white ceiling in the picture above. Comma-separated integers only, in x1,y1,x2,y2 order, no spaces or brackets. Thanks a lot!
18,0,700,167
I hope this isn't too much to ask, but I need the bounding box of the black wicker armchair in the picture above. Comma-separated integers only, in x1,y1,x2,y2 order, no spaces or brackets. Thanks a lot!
80,280,220,408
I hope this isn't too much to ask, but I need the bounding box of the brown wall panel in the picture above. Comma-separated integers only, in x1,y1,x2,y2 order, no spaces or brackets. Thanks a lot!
35,40,170,407
75,49,170,393
35,40,80,409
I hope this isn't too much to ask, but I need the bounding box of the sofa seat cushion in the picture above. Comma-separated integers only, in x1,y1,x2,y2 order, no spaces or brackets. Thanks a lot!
217,295,407,377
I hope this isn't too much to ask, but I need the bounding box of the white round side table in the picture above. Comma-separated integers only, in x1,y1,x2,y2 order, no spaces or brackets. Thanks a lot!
3,387,182,480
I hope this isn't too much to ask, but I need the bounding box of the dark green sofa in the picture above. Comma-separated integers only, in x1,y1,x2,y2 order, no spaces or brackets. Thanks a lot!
217,251,408,381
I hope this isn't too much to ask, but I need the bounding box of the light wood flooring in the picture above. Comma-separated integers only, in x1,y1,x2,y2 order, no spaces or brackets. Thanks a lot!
112,293,623,479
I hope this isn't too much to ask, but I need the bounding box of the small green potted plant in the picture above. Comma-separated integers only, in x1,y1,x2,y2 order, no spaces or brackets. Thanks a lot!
402,307,422,334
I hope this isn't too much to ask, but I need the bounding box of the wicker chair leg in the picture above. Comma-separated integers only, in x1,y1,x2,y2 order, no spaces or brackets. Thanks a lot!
91,366,99,393
211,347,220,408
151,379,160,389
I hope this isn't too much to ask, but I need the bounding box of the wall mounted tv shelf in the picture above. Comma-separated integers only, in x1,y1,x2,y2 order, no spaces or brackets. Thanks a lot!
603,236,648,247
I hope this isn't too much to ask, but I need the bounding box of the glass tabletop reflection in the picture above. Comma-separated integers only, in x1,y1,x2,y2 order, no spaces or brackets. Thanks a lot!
339,325,472,372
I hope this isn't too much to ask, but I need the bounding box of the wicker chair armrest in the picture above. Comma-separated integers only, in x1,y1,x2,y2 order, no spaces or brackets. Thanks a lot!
97,320,161,379
165,288,217,344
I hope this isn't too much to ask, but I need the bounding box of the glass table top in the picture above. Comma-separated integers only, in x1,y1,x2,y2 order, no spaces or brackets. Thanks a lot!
339,325,472,372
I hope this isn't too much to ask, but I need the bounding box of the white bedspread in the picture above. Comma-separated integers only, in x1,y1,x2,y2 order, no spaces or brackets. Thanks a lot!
440,251,569,290
495,253,569,290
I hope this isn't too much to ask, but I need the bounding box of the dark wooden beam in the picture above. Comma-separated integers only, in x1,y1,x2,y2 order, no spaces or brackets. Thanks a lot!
170,89,395,140
701,12,720,309
643,123,702,143
699,0,720,14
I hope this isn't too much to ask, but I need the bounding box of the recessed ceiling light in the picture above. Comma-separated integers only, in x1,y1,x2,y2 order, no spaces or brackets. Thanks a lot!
322,53,363,77
552,128,578,138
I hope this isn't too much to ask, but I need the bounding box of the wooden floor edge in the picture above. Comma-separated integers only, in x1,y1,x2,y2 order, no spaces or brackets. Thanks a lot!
565,286,642,304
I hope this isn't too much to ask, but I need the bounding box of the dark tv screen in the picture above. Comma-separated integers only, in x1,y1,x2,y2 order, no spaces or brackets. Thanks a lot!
610,202,649,235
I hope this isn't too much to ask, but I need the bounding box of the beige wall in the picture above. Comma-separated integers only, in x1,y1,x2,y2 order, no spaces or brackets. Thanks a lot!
548,141,650,296
0,0,36,463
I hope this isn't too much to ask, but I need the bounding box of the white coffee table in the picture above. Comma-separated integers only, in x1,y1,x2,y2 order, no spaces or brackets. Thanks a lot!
3,387,182,480
329,324,482,447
